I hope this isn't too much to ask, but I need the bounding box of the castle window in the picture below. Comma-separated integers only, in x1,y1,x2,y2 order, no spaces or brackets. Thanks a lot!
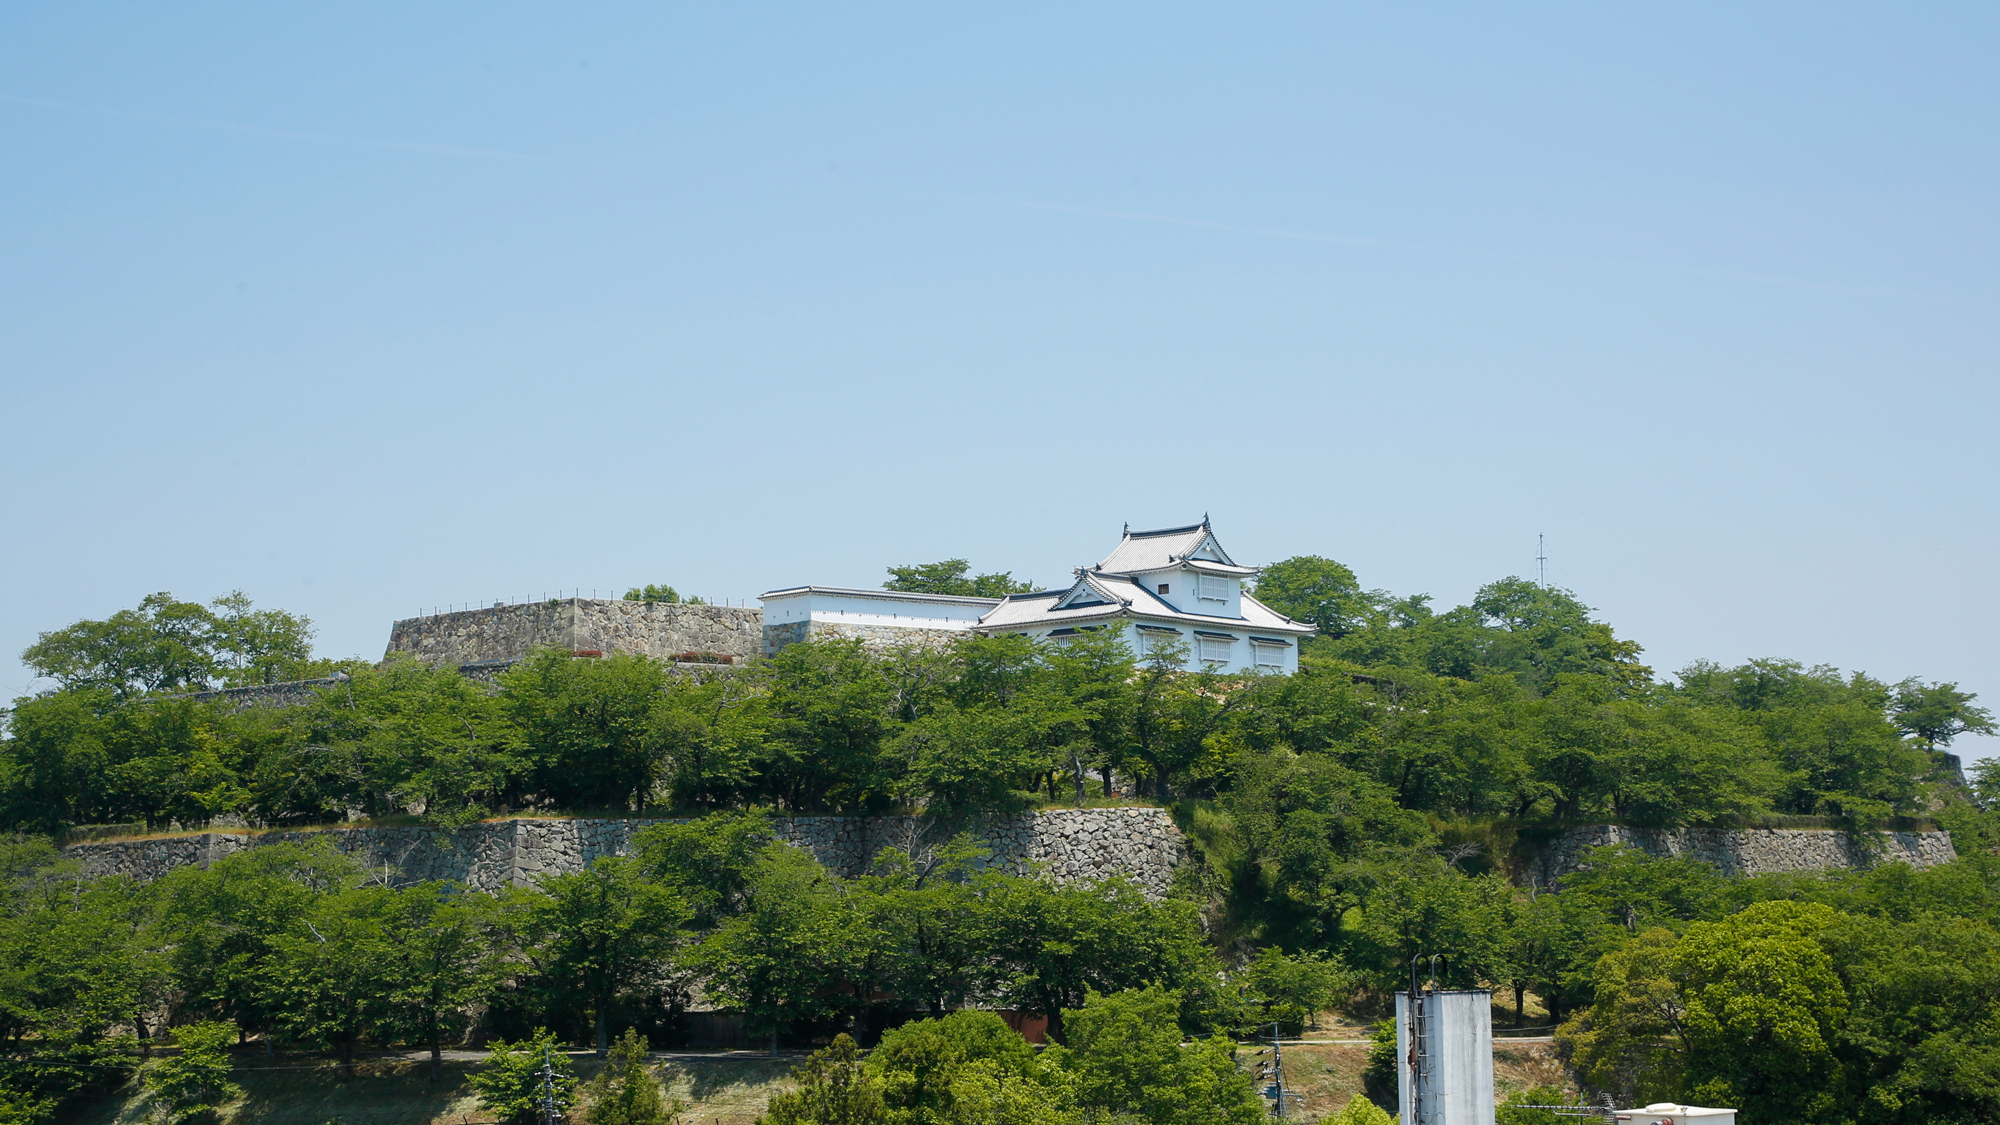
1158,583,1169,594
1196,633,1233,663
1198,575,1228,602
1253,642,1285,669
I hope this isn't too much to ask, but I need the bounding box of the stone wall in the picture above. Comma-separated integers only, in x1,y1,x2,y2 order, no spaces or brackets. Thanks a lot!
386,599,764,666
64,807,1189,898
173,675,351,711
762,620,810,655
768,620,970,656
1529,824,1958,886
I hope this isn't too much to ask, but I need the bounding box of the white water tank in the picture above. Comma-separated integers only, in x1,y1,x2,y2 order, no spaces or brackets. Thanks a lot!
1396,989,1496,1125
1637,1105,1737,1125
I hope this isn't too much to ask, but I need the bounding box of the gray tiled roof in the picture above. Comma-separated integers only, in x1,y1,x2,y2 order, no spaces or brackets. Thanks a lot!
1095,520,1227,573
978,570,1313,637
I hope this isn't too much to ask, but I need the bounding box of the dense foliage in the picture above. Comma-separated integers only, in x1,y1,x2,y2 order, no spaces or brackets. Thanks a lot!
0,816,1255,1120
1,566,1996,1125
4,571,1985,835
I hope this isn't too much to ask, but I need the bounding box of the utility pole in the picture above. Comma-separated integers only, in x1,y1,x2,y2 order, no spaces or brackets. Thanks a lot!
1257,1022,1302,1118
540,1044,559,1125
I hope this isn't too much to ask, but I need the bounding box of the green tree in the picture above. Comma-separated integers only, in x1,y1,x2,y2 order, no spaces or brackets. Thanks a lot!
1330,1094,1396,1125
689,844,860,1053
206,591,319,687
653,671,770,808
141,1020,241,1124
884,561,1035,599
624,585,682,605
1221,748,1432,949
1677,902,1847,1120
286,654,520,825
512,855,690,1055
382,882,495,1079
1050,987,1264,1125
584,1028,676,1125
867,1010,1042,1125
1559,928,1691,1107
503,649,669,811
0,688,114,830
1818,911,2000,1125
1351,864,1511,993
1676,660,1926,821
1242,947,1349,1034
156,840,359,1048
22,591,316,696
852,841,994,1018
759,1034,885,1125
1253,556,1368,637
979,873,1212,1041
759,640,895,813
266,884,400,1077
1891,678,1996,752
470,1028,578,1125
0,859,169,1116
1467,579,1652,695
889,703,1047,811
633,810,773,928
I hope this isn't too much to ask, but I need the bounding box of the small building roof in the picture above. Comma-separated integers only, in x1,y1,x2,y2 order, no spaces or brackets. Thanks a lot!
758,585,1002,608
1095,517,1247,575
977,571,1314,637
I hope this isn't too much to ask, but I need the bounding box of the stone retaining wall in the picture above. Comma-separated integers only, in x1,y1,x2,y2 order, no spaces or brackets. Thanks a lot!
1530,824,1958,885
776,620,971,656
174,676,351,711
65,807,1188,898
386,600,764,667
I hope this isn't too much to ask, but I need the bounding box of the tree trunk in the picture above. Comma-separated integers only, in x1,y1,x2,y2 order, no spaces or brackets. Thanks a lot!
1100,766,1113,797
430,1024,443,1081
596,1003,608,1056
340,1039,355,1080
769,1027,779,1056
1514,984,1525,1027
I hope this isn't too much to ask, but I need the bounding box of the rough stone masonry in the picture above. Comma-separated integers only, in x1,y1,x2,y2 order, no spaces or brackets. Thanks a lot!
63,812,1957,895
65,807,1192,899
385,599,766,667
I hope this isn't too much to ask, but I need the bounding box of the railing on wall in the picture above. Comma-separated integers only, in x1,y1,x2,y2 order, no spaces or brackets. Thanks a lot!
411,591,757,618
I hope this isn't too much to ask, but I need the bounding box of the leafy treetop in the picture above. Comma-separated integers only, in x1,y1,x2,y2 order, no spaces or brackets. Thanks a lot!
884,561,1036,599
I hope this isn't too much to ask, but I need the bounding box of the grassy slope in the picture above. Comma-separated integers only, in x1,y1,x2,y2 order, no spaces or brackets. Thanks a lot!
66,1037,1571,1125
69,1052,802,1125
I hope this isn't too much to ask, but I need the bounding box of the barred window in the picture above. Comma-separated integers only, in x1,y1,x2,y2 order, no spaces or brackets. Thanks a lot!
1197,635,1233,663
1198,575,1228,601
1254,643,1285,669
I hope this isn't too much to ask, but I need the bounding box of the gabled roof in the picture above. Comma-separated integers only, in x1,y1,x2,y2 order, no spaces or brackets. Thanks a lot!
758,585,1002,608
978,571,1314,637
1096,517,1250,576
1052,571,1129,610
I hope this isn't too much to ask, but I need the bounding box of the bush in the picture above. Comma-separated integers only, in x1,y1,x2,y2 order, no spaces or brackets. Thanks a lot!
469,1029,578,1125
142,1021,241,1124
760,1035,885,1125
585,1029,676,1125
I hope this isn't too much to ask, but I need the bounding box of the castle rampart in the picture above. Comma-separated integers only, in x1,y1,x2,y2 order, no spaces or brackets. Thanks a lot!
64,807,1190,899
386,599,764,667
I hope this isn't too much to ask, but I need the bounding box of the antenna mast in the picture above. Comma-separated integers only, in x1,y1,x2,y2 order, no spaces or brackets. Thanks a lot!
1536,534,1548,589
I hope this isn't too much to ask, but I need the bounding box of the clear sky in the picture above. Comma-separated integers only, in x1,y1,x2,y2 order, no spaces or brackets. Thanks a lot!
3,4,1996,759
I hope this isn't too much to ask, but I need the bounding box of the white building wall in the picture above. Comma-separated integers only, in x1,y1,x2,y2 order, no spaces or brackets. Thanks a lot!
1009,618,1293,677
760,589,992,631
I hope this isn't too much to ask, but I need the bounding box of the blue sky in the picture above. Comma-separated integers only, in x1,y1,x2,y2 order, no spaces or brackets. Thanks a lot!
3,4,1996,758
